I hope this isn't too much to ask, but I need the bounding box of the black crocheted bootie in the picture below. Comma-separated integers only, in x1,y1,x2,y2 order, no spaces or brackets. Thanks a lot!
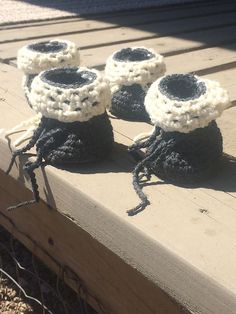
128,73,231,215
105,47,166,121
6,67,114,209
17,39,80,106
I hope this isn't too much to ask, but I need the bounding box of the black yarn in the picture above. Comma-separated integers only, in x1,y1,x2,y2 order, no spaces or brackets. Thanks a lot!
110,84,149,122
6,113,114,210
6,117,47,175
7,64,114,210
128,121,223,215
159,74,206,101
110,47,155,122
28,40,67,53
8,153,42,211
113,48,154,62
42,113,114,165
41,68,96,89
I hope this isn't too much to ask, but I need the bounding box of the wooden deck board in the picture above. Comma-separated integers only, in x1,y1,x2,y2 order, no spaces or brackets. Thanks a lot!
0,2,236,313
1,0,235,30
0,174,185,314
1,11,236,61
1,2,236,44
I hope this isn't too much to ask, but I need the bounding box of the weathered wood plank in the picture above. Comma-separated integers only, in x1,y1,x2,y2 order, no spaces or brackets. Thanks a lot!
1,2,236,44
0,61,236,314
78,25,236,67
0,175,185,314
111,65,236,160
1,11,236,61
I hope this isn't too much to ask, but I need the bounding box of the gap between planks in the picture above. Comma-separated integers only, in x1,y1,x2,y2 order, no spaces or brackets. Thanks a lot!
1,10,236,60
3,24,236,74
2,46,236,107
1,2,236,44
0,0,232,30
0,95,236,314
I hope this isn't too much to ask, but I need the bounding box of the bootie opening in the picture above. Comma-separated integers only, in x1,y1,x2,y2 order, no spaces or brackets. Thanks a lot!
113,47,155,62
159,74,206,101
28,40,67,53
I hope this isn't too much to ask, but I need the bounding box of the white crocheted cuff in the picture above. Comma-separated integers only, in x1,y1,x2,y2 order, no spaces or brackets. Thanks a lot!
29,67,111,123
105,47,166,93
145,74,231,133
17,39,80,74
22,74,35,102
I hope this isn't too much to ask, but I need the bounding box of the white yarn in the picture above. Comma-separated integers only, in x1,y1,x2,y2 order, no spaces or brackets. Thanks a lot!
5,114,42,147
145,75,231,133
133,126,156,144
30,67,111,123
17,39,80,75
105,47,166,94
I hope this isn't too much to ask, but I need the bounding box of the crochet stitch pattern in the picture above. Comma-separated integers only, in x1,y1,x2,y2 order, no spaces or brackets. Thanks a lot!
18,39,80,106
6,67,114,210
105,47,166,121
128,73,231,216
5,40,80,148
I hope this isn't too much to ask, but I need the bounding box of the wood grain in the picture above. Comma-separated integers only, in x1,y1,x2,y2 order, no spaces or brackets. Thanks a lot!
0,62,236,314
1,2,235,44
1,4,236,313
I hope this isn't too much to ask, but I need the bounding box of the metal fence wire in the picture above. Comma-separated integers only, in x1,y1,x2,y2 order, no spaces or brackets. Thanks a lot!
0,225,99,314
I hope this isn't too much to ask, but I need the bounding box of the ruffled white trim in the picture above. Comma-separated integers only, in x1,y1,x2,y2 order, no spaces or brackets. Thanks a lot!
22,74,33,103
145,75,231,133
17,39,80,74
105,47,166,94
30,67,111,123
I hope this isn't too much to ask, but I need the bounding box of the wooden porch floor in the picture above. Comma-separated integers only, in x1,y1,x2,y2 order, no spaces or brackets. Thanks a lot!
0,1,236,313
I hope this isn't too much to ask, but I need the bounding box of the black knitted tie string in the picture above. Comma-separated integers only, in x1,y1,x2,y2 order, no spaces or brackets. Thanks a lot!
6,117,46,175
128,121,223,215
128,136,179,216
127,129,164,216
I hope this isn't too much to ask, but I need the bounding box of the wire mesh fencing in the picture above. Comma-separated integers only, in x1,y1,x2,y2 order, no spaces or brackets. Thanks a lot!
0,225,99,314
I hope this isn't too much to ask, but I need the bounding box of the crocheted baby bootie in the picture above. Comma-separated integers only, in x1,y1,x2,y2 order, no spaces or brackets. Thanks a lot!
128,73,231,215
17,39,80,106
5,40,80,148
6,67,113,209
105,47,165,121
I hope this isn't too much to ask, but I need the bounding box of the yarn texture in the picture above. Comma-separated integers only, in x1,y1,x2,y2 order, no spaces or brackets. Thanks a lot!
9,40,80,147
128,74,231,216
18,39,80,106
39,114,114,165
17,39,80,75
105,47,165,120
145,74,230,133
148,122,223,183
6,66,114,209
30,67,111,122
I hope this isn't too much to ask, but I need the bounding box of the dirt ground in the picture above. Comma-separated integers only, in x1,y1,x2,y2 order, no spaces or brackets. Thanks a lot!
0,225,97,314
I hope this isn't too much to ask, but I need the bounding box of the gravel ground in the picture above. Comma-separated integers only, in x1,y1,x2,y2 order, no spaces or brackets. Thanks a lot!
0,225,97,314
